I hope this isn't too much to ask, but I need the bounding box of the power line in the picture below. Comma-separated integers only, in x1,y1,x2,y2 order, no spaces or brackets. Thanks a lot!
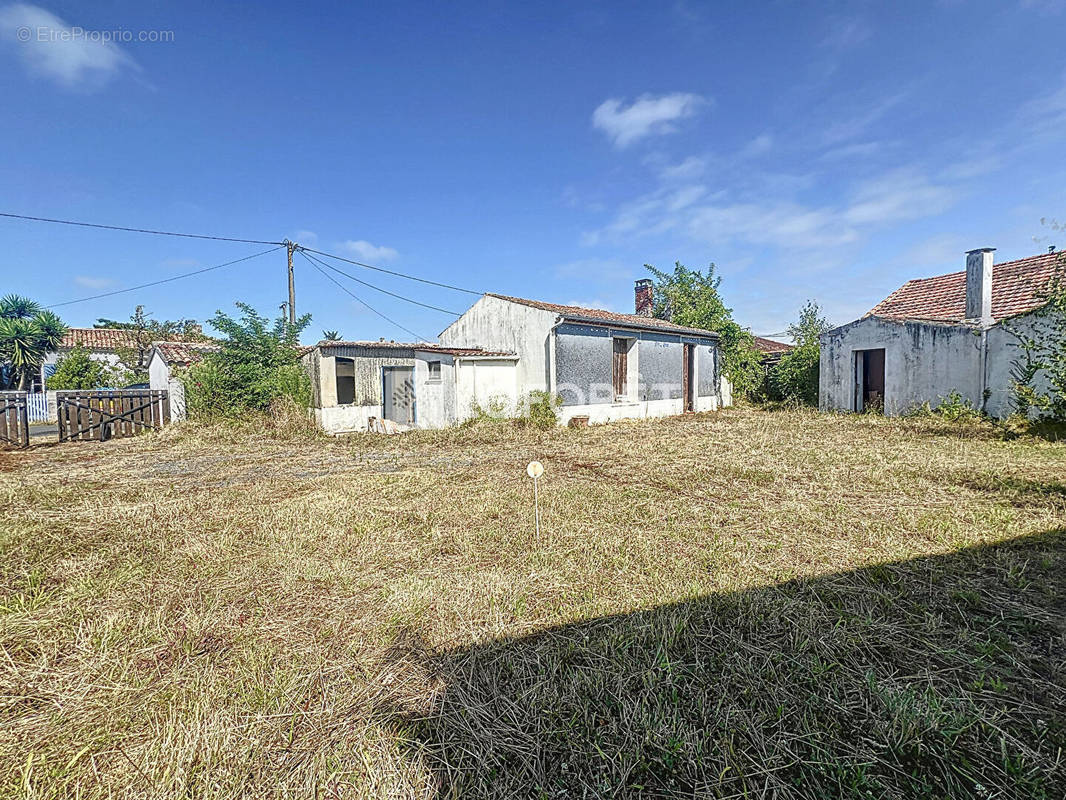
302,246,481,296
0,211,283,245
46,246,284,309
299,249,460,315
297,250,429,342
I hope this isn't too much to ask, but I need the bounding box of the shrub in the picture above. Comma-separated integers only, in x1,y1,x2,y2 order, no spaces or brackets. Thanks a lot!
1005,274,1066,422
517,391,562,430
46,344,118,390
765,301,832,406
182,303,311,420
934,390,983,423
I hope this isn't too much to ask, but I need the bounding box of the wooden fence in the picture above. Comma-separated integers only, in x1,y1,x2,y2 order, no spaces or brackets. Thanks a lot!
56,390,170,442
0,392,29,449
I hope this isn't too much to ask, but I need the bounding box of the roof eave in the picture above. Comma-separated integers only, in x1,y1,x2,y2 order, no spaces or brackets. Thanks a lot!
556,313,720,339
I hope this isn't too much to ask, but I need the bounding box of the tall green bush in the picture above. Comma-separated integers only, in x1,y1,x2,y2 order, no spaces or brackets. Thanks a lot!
767,301,832,405
182,303,312,419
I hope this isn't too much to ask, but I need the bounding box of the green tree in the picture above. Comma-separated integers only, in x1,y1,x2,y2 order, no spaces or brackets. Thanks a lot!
182,302,311,419
0,294,66,390
767,301,832,405
645,262,764,398
322,329,342,341
46,343,116,390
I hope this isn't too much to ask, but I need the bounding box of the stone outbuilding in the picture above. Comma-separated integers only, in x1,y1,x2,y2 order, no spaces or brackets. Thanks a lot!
820,248,1063,418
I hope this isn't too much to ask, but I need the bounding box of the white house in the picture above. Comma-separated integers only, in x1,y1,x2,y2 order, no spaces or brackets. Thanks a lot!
148,341,221,420
306,281,729,433
820,247,1063,418
38,328,140,391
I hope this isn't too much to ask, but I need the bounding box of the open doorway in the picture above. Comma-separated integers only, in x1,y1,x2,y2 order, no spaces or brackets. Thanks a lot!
854,349,885,413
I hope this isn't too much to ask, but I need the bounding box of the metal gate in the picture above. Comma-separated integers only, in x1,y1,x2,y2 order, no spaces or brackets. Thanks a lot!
56,390,170,442
0,392,29,449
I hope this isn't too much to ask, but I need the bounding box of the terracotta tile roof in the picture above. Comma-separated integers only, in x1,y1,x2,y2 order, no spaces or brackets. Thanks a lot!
485,294,720,338
152,341,221,365
60,328,141,350
753,336,793,355
868,250,1065,323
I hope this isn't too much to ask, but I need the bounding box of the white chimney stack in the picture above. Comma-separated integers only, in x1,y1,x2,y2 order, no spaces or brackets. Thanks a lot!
965,248,994,324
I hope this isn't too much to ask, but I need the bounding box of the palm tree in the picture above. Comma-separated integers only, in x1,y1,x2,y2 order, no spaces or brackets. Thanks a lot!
322,329,342,341
0,295,66,390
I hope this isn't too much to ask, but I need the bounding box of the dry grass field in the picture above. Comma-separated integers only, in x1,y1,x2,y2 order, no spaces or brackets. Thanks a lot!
1,407,1064,799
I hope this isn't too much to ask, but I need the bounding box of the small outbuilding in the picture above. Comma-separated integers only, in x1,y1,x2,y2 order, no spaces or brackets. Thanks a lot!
148,341,221,420
820,247,1063,417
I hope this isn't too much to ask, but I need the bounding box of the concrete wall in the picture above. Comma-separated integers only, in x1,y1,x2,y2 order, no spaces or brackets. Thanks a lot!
554,323,719,406
439,296,556,391
148,352,188,421
820,316,984,415
985,310,1053,419
455,358,520,420
414,352,457,429
303,344,417,433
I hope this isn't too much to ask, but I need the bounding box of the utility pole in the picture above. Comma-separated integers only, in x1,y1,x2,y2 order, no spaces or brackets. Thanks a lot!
285,240,296,325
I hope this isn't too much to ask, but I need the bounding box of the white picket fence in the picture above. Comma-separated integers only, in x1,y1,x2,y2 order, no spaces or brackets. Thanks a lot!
27,393,50,422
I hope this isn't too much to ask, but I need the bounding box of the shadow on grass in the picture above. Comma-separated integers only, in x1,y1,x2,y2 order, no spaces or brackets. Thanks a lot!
396,531,1066,799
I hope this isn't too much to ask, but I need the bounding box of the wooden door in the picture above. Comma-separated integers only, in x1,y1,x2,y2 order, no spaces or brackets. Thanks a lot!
682,344,695,412
612,338,628,399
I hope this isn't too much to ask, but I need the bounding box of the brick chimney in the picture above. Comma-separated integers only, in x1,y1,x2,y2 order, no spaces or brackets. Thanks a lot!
965,247,995,323
634,279,653,317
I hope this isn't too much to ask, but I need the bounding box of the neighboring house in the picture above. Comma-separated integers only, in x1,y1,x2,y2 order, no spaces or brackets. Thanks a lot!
820,247,1063,418
753,336,794,366
148,341,222,420
38,328,141,391
306,281,729,434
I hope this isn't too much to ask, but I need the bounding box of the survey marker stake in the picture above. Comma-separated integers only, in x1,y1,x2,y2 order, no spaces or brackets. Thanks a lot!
527,460,544,541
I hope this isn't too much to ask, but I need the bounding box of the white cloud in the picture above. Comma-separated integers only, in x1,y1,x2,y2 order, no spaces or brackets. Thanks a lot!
821,92,907,146
657,155,707,181
739,133,773,158
292,229,318,245
74,275,116,289
843,168,957,226
592,92,705,148
585,166,960,252
339,239,399,263
822,17,871,49
0,3,137,89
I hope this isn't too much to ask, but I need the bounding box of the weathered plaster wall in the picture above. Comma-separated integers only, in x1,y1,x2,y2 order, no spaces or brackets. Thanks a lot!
455,358,520,420
820,317,983,415
554,324,718,406
985,310,1052,419
438,296,555,391
309,345,416,408
414,352,456,429
148,354,188,420
316,404,381,434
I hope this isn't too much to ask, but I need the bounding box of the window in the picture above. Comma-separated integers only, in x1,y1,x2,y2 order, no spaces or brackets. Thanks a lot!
427,360,441,381
335,357,355,405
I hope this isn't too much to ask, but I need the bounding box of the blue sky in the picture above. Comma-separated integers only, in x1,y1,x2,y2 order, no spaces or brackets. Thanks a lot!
2,0,1065,342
